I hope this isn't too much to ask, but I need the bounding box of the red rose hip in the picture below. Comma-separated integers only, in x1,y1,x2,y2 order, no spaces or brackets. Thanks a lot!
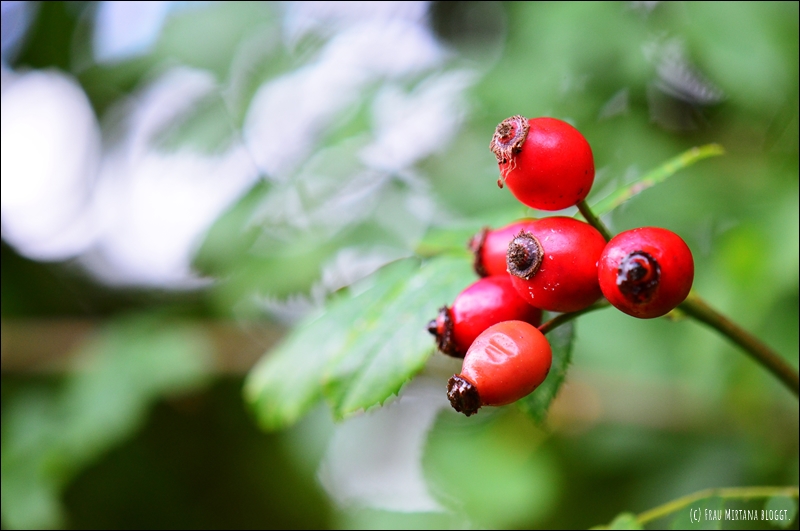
447,320,552,416
468,218,538,277
598,227,694,318
428,275,542,358
490,116,594,211
506,216,606,313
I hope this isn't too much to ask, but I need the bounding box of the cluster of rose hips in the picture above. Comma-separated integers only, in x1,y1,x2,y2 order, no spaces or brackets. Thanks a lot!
429,116,695,416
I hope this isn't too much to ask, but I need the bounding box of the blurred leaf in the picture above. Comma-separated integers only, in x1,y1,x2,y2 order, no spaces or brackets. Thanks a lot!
589,144,725,217
475,2,651,124
682,2,798,115
154,91,239,153
59,317,213,458
195,130,440,316
414,205,544,259
516,320,574,424
607,512,643,530
414,225,476,257
196,178,404,312
765,495,797,529
0,389,65,530
193,181,272,276
245,256,474,429
156,2,279,81
337,508,463,530
423,410,559,528
14,1,75,71
0,315,212,530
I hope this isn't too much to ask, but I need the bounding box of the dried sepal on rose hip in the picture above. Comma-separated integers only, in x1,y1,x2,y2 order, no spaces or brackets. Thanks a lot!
428,275,542,358
447,320,552,416
490,116,595,211
506,216,606,313
598,227,694,318
468,218,538,277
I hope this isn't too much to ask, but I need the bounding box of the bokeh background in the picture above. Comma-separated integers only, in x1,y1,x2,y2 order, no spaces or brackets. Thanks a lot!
1,1,798,529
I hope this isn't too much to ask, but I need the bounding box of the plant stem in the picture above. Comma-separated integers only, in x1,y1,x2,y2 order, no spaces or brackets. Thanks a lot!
636,486,800,526
576,200,800,398
589,143,725,217
538,300,611,335
679,293,799,396
576,200,613,241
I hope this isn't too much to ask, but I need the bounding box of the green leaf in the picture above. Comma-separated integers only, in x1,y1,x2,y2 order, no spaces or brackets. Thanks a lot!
245,256,474,429
764,495,797,529
325,256,474,418
588,144,725,217
244,259,416,430
516,320,574,424
607,512,643,530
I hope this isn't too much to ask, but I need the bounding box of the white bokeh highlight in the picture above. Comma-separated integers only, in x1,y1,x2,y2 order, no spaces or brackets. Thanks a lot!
318,376,447,512
244,17,447,180
81,67,259,286
1,70,101,261
93,1,172,64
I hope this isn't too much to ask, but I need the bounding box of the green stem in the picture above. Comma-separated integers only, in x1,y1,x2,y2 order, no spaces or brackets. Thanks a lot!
679,293,799,396
636,486,799,526
576,200,613,241
538,300,611,335
589,143,725,217
576,200,799,398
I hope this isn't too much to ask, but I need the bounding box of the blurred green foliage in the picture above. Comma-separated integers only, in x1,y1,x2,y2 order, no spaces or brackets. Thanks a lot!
516,320,575,424
2,1,798,529
1,316,213,528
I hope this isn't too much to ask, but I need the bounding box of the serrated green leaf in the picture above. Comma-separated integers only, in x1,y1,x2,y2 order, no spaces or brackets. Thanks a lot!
607,512,643,530
245,255,475,428
588,144,725,217
516,320,574,424
324,255,474,418
244,259,419,431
